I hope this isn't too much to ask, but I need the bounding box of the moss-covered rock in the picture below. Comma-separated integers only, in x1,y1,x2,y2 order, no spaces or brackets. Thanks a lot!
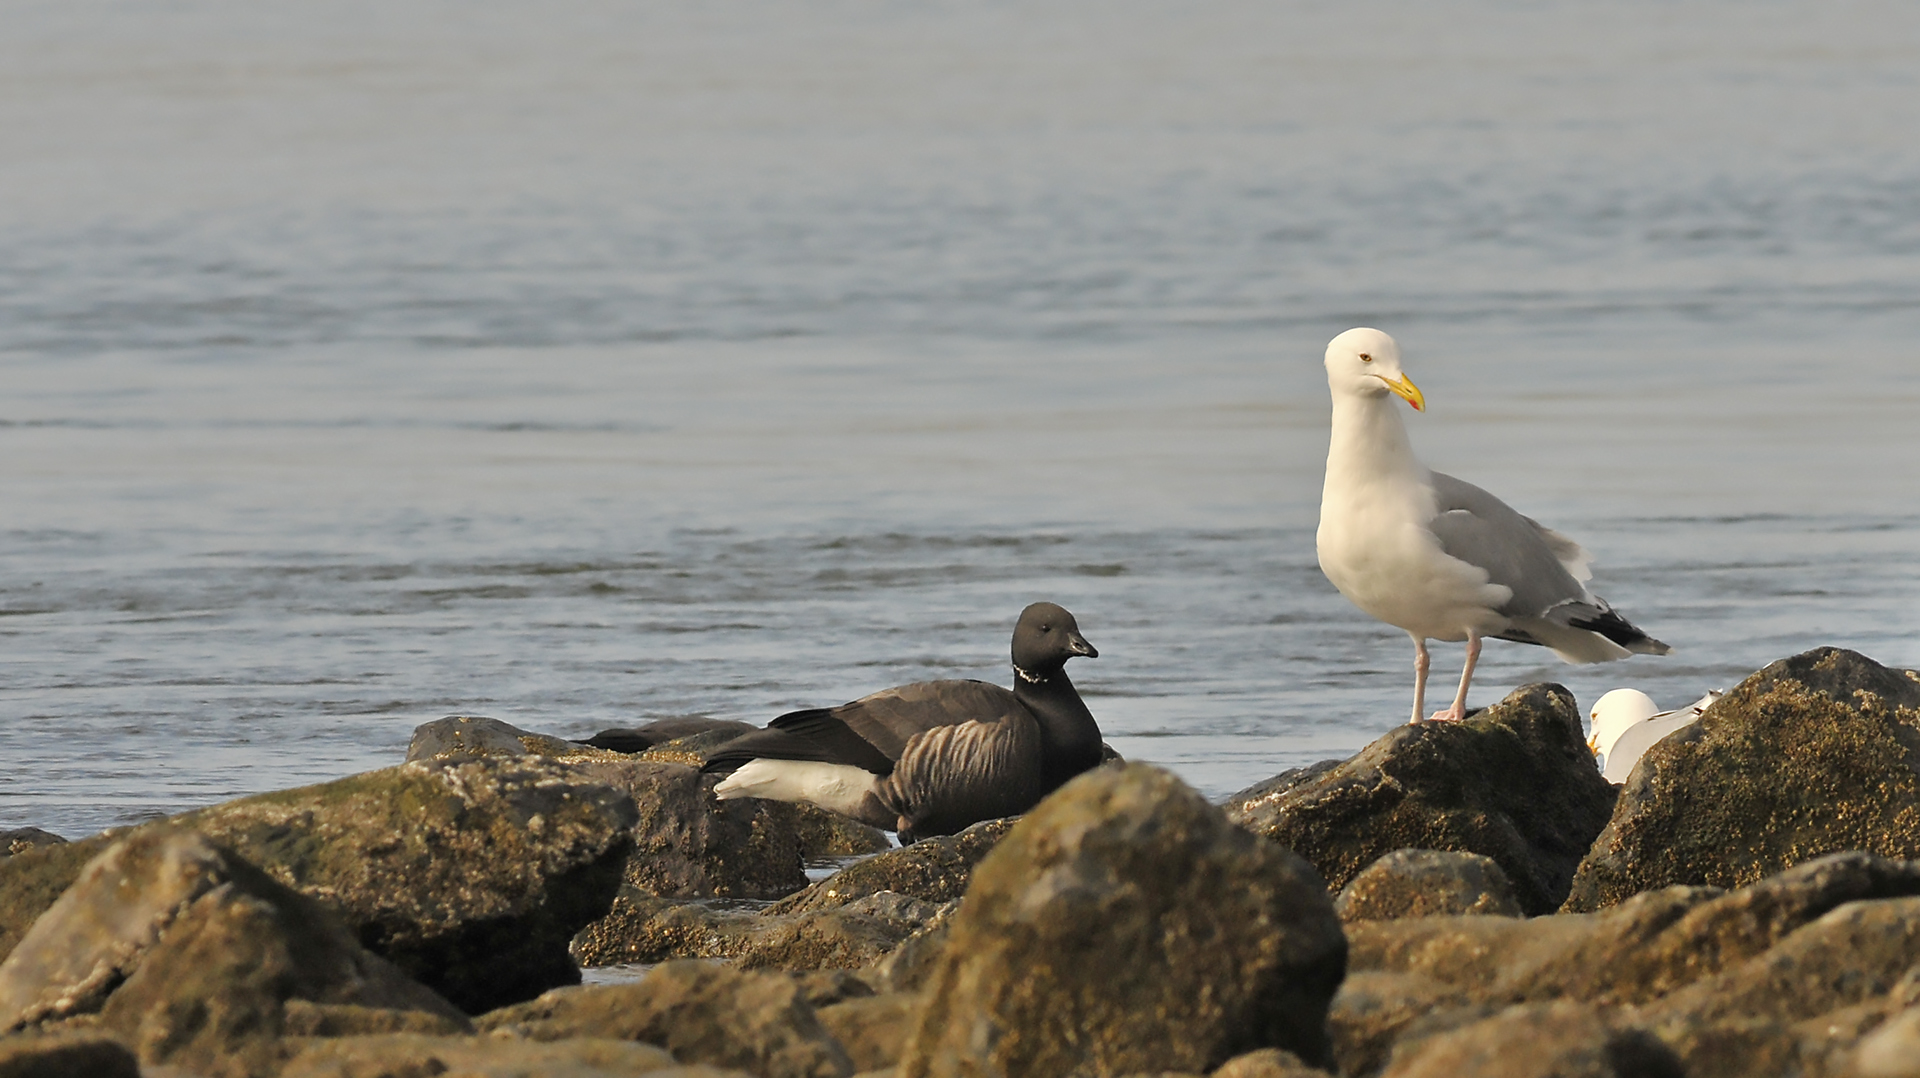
0,756,637,1015
1224,683,1617,916
1335,849,1523,922
1564,647,1920,911
900,763,1347,1077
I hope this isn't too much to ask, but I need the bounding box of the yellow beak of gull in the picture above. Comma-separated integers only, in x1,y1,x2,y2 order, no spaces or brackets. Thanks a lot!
1379,373,1426,412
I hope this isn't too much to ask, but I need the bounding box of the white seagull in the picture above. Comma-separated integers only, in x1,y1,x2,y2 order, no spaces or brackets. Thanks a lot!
1316,327,1671,724
1588,688,1720,782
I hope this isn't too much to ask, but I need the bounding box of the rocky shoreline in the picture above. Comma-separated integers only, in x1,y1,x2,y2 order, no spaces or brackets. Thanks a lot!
4,645,1920,1077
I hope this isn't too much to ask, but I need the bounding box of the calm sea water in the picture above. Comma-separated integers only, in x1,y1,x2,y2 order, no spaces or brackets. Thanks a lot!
4,1,1919,838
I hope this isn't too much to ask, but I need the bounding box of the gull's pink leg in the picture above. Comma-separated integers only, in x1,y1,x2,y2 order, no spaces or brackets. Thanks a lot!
1409,635,1430,725
1429,630,1482,722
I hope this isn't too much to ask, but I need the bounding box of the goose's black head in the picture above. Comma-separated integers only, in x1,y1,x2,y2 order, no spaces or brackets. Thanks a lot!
1010,601,1098,680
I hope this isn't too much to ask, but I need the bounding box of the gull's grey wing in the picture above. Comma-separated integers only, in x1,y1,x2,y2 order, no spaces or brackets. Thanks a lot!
1427,471,1590,619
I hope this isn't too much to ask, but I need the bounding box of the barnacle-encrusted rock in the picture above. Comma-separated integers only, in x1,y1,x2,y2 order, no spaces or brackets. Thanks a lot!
1225,683,1616,915
1565,647,1920,911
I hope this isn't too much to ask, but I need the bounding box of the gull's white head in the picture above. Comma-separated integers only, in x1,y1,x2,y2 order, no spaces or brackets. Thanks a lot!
1588,688,1659,761
1324,328,1425,411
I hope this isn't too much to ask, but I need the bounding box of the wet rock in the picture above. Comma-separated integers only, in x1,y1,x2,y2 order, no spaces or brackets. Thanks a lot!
405,714,608,763
816,992,917,1073
0,831,65,861
1225,683,1617,915
275,1033,694,1078
0,828,465,1077
1565,647,1920,912
766,818,1016,916
477,959,854,1078
1376,1000,1682,1078
0,1031,141,1078
900,763,1347,1076
1335,849,1523,922
1328,971,1484,1078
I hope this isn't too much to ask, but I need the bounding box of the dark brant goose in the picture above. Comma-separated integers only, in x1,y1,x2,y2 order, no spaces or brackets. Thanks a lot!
701,601,1103,842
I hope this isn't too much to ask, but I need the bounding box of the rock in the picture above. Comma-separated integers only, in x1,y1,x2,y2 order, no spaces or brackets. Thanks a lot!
0,837,120,967
405,714,611,762
576,760,810,900
785,804,893,862
280,1000,469,1037
1225,683,1617,915
477,959,855,1078
0,832,64,861
899,763,1348,1076
1,757,637,1015
1376,1000,1682,1078
0,828,465,1077
737,892,943,971
1546,852,1920,1005
1335,849,1524,921
275,1033,696,1077
572,889,939,971
1566,648,1920,911
1210,1048,1327,1077
1328,971,1484,1078
816,992,917,1073
572,894,762,967
0,1031,141,1078
766,819,1017,916
861,901,960,993
1641,895,1920,1035
1855,1005,1920,1078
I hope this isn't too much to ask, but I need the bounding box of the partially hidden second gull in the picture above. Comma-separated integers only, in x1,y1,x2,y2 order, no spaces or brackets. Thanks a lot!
1316,328,1671,724
1589,688,1721,782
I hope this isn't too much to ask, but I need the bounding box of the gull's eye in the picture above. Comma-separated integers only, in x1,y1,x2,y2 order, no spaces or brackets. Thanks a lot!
1358,353,1373,362
1040,625,1051,633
